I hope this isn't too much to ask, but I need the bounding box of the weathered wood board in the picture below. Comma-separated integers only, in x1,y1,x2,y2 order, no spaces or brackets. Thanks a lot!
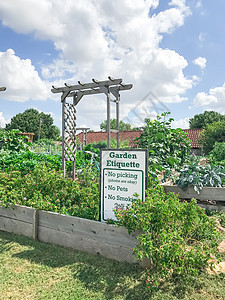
162,185,225,201
38,210,138,248
0,205,34,237
38,226,136,263
0,204,148,266
0,204,35,223
0,217,33,237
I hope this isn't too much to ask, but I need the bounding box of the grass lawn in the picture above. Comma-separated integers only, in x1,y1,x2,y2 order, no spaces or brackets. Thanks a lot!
0,230,225,300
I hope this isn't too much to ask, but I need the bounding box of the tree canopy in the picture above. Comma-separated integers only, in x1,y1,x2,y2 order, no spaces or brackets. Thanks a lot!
200,120,225,154
100,118,139,131
6,109,60,141
189,111,224,129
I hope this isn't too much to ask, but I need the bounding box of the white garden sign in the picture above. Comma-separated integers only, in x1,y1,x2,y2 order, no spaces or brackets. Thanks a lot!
100,149,148,222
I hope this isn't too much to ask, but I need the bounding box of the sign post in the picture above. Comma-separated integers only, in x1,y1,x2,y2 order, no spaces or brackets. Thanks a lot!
100,149,148,222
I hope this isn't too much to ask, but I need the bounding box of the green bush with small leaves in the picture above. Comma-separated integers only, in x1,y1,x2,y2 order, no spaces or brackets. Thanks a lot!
210,142,225,162
114,183,222,293
0,163,99,220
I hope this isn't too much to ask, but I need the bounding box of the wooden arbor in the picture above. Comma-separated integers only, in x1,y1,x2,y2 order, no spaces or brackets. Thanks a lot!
76,127,90,148
51,77,132,178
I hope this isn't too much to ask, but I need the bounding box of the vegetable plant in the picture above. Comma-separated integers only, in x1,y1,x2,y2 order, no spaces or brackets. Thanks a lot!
136,112,191,178
114,183,222,293
0,163,99,220
0,129,31,152
175,159,225,193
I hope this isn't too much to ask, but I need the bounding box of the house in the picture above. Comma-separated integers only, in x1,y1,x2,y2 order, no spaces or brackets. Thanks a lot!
76,130,143,147
76,129,203,155
182,129,203,156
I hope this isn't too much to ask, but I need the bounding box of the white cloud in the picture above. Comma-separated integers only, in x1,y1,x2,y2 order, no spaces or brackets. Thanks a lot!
195,0,205,16
171,117,190,129
194,92,218,107
0,0,195,128
0,112,7,127
0,49,49,102
194,83,225,113
198,32,206,42
195,1,202,9
0,1,191,72
193,56,207,69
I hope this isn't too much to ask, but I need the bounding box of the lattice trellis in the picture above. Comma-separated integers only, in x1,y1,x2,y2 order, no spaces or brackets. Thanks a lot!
51,77,132,179
63,103,76,162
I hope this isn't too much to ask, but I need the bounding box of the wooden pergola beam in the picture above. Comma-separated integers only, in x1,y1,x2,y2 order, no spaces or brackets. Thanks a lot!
51,78,123,94
51,77,133,178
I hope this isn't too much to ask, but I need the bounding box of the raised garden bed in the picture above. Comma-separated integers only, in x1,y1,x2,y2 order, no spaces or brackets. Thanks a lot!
0,204,148,268
162,185,225,211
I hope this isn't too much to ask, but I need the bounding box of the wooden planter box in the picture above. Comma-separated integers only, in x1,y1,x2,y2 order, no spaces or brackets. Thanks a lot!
0,204,149,267
162,185,225,210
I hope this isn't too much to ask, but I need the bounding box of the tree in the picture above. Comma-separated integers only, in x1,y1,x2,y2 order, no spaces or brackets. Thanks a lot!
189,111,224,129
137,112,191,172
6,109,60,141
200,120,225,154
100,119,135,131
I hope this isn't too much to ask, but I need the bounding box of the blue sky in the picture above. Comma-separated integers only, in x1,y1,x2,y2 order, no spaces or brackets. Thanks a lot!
0,0,225,132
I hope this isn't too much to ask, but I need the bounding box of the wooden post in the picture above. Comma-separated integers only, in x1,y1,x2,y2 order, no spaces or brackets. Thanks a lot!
32,209,39,240
62,96,66,177
107,87,111,148
116,95,120,149
38,118,42,140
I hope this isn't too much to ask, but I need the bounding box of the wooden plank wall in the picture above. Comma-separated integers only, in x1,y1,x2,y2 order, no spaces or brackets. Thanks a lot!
162,186,225,201
0,205,148,266
0,205,34,237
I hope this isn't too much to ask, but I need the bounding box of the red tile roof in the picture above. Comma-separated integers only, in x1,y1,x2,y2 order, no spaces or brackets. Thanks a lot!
76,131,142,147
76,129,203,149
182,129,203,148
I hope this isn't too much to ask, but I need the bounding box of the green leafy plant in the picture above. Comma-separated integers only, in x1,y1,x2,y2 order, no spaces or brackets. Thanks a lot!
114,184,222,293
175,159,225,193
0,163,99,220
205,209,225,228
200,120,225,154
210,142,225,162
0,129,31,152
0,147,100,175
136,112,191,177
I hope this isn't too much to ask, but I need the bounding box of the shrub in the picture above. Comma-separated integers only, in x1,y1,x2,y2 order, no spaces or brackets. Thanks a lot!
0,129,31,152
0,149,100,175
210,142,225,162
114,184,222,292
205,209,225,228
136,112,191,177
0,164,99,220
200,120,225,154
0,150,65,174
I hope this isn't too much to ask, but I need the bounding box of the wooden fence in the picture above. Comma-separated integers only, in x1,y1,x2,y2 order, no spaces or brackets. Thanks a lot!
0,204,148,267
